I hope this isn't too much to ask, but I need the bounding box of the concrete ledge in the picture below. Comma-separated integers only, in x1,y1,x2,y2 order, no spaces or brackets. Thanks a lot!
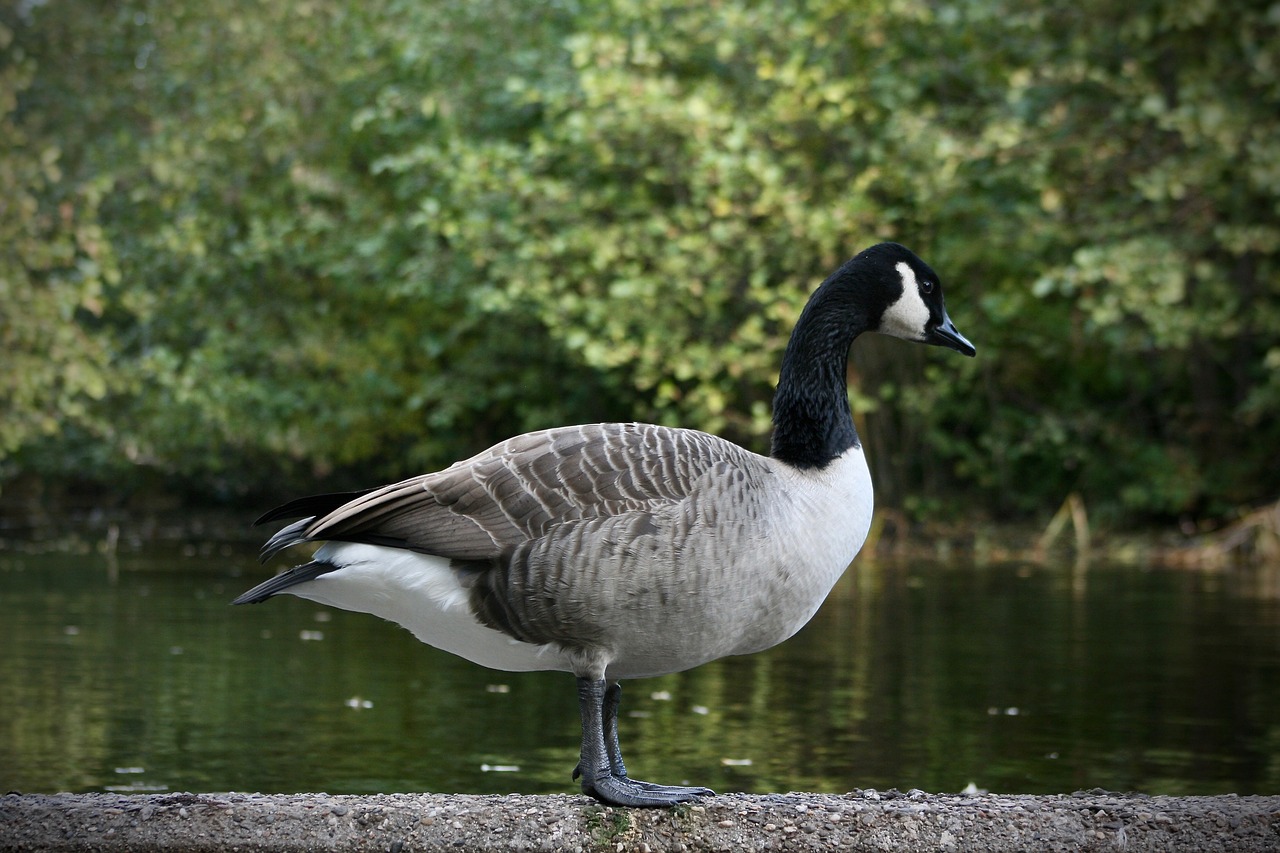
2,790,1277,852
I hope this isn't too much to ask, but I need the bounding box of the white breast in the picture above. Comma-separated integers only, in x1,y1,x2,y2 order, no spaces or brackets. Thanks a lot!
732,445,874,653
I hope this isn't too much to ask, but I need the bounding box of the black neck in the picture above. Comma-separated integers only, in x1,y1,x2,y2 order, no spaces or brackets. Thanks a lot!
769,278,869,469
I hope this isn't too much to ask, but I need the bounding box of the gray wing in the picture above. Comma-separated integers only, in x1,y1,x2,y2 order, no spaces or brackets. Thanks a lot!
260,422,761,563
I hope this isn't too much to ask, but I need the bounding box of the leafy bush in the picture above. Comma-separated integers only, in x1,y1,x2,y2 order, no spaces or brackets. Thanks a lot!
3,0,1277,525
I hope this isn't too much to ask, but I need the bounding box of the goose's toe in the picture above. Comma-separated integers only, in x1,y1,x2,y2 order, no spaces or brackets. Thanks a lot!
574,762,713,797
620,779,715,797
582,774,713,808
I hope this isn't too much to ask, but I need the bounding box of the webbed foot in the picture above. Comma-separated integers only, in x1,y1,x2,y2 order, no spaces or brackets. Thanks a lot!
582,774,713,807
575,677,714,808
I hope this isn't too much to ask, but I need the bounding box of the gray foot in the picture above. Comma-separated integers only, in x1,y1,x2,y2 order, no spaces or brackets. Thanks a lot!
575,677,714,808
583,774,713,807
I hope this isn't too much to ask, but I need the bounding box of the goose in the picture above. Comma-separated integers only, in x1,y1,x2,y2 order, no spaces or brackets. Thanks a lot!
234,242,975,807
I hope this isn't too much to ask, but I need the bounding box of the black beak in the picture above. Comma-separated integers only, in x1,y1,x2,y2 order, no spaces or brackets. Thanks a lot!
925,311,976,357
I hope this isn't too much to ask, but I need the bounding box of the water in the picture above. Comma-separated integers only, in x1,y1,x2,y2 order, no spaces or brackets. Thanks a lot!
1,548,1277,797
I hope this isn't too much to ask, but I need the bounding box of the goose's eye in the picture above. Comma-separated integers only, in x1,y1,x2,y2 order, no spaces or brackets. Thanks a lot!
922,280,934,295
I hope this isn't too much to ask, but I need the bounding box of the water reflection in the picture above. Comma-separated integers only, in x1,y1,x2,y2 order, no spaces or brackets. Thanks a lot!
1,552,1276,796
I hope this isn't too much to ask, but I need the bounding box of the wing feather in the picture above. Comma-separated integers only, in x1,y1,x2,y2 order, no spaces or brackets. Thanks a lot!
259,423,760,563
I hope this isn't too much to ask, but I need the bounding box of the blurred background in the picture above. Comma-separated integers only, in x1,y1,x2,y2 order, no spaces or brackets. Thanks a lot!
1,0,1278,799
3,0,1278,541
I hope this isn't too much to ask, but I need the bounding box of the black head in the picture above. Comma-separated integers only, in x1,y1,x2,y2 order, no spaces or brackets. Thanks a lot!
770,243,975,468
849,243,976,357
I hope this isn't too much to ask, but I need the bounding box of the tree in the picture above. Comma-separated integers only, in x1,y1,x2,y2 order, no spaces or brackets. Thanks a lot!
947,0,1280,519
3,0,1277,525
0,19,113,461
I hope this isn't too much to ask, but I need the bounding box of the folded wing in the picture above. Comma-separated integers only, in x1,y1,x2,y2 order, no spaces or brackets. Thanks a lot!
258,422,757,563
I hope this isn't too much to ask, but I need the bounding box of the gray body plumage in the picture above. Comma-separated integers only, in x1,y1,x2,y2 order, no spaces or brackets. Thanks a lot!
242,422,873,681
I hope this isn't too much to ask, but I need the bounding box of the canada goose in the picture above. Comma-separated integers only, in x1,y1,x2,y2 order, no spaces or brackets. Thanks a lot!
234,242,975,807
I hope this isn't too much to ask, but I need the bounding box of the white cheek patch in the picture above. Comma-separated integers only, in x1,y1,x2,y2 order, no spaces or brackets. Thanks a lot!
879,261,932,341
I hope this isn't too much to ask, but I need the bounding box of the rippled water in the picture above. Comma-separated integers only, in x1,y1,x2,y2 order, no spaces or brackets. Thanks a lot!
2,549,1277,796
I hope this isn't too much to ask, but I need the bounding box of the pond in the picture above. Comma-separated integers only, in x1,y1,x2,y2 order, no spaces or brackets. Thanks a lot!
1,547,1277,797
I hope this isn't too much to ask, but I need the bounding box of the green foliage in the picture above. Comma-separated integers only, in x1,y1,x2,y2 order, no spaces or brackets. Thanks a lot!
951,0,1280,519
0,21,113,457
2,0,1277,524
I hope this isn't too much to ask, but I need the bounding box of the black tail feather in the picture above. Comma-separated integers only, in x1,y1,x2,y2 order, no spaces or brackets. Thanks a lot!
253,488,379,527
232,560,339,605
259,517,320,563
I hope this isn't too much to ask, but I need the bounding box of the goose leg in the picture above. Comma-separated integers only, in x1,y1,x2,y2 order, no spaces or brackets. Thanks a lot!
601,682,714,796
575,677,714,807
600,680,628,777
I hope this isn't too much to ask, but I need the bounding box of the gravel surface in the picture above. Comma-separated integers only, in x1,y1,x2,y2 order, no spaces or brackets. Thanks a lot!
2,789,1277,852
